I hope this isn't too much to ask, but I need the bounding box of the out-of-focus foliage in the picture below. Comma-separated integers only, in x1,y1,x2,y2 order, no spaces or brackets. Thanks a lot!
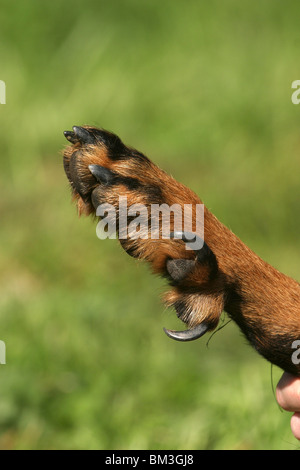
0,0,299,449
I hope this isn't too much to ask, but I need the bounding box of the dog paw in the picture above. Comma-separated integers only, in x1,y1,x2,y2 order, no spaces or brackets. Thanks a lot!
63,126,225,337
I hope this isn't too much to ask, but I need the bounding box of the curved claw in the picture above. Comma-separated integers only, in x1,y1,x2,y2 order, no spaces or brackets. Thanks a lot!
72,126,95,144
89,164,116,185
63,130,77,144
163,322,209,342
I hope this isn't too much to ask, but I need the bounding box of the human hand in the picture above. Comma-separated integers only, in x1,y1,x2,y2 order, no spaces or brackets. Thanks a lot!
276,372,300,440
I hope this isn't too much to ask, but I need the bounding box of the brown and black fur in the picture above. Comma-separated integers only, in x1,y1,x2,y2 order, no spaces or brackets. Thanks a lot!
63,126,300,375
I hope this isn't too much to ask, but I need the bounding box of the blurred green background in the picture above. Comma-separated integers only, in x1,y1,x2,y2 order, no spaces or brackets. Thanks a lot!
0,0,299,450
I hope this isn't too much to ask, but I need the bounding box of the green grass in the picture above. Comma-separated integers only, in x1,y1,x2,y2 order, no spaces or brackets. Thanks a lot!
0,0,299,449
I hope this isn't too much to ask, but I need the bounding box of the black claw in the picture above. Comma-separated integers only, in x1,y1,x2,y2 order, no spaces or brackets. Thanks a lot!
72,126,95,144
166,258,196,282
89,164,116,185
63,130,77,144
163,322,209,342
